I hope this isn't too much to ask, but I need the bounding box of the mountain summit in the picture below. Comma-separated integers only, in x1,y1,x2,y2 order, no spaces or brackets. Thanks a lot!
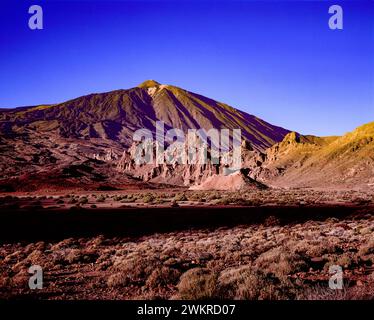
137,80,161,88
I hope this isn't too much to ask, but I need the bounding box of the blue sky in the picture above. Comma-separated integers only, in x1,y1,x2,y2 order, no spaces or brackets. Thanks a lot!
0,0,373,136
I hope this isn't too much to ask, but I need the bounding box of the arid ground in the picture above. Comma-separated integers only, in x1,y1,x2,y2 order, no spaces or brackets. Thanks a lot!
1,189,373,300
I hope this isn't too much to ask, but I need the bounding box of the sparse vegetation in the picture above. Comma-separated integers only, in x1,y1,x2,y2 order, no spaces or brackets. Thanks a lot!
79,197,88,205
0,189,373,300
142,194,155,203
174,193,188,202
0,207,373,300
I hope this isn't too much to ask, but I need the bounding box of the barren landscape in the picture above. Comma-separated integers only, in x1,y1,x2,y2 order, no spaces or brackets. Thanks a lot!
0,81,373,300
0,189,373,300
2,0,374,307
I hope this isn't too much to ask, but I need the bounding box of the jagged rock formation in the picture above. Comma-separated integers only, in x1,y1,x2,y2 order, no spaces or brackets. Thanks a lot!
117,138,226,187
93,149,120,161
117,137,267,189
117,122,374,190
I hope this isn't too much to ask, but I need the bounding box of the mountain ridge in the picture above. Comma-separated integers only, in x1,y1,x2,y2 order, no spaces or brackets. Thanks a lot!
251,121,374,189
0,80,290,151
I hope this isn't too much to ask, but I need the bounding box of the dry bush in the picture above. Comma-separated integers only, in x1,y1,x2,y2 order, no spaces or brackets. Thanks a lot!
304,241,340,258
299,283,374,300
24,241,46,253
10,269,29,289
145,266,181,289
64,248,98,264
113,195,124,201
24,249,45,265
65,249,83,264
11,261,27,273
0,276,12,291
107,272,128,288
358,239,374,257
68,198,78,204
177,268,218,300
142,194,155,203
50,238,78,251
218,266,297,300
160,247,182,261
3,250,27,264
79,197,88,204
87,235,105,247
215,197,232,205
254,247,308,278
96,253,114,270
107,255,162,287
334,254,355,268
206,193,220,201
174,193,188,202
188,193,203,201
323,253,356,270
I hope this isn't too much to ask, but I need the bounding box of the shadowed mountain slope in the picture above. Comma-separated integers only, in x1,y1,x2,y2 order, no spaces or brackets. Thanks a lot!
0,80,290,151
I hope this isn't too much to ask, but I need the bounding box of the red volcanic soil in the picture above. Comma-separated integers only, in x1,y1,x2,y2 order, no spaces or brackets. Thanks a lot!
0,170,160,193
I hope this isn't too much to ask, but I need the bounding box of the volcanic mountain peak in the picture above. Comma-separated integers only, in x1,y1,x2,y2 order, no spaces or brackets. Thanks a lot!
137,79,162,88
0,81,291,152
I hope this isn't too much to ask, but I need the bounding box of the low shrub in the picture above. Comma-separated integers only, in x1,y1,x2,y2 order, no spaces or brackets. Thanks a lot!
177,268,218,300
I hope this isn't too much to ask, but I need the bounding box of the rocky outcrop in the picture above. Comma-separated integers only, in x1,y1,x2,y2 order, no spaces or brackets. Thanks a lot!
251,122,374,189
116,121,374,190
190,170,267,191
117,138,268,188
93,149,120,161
